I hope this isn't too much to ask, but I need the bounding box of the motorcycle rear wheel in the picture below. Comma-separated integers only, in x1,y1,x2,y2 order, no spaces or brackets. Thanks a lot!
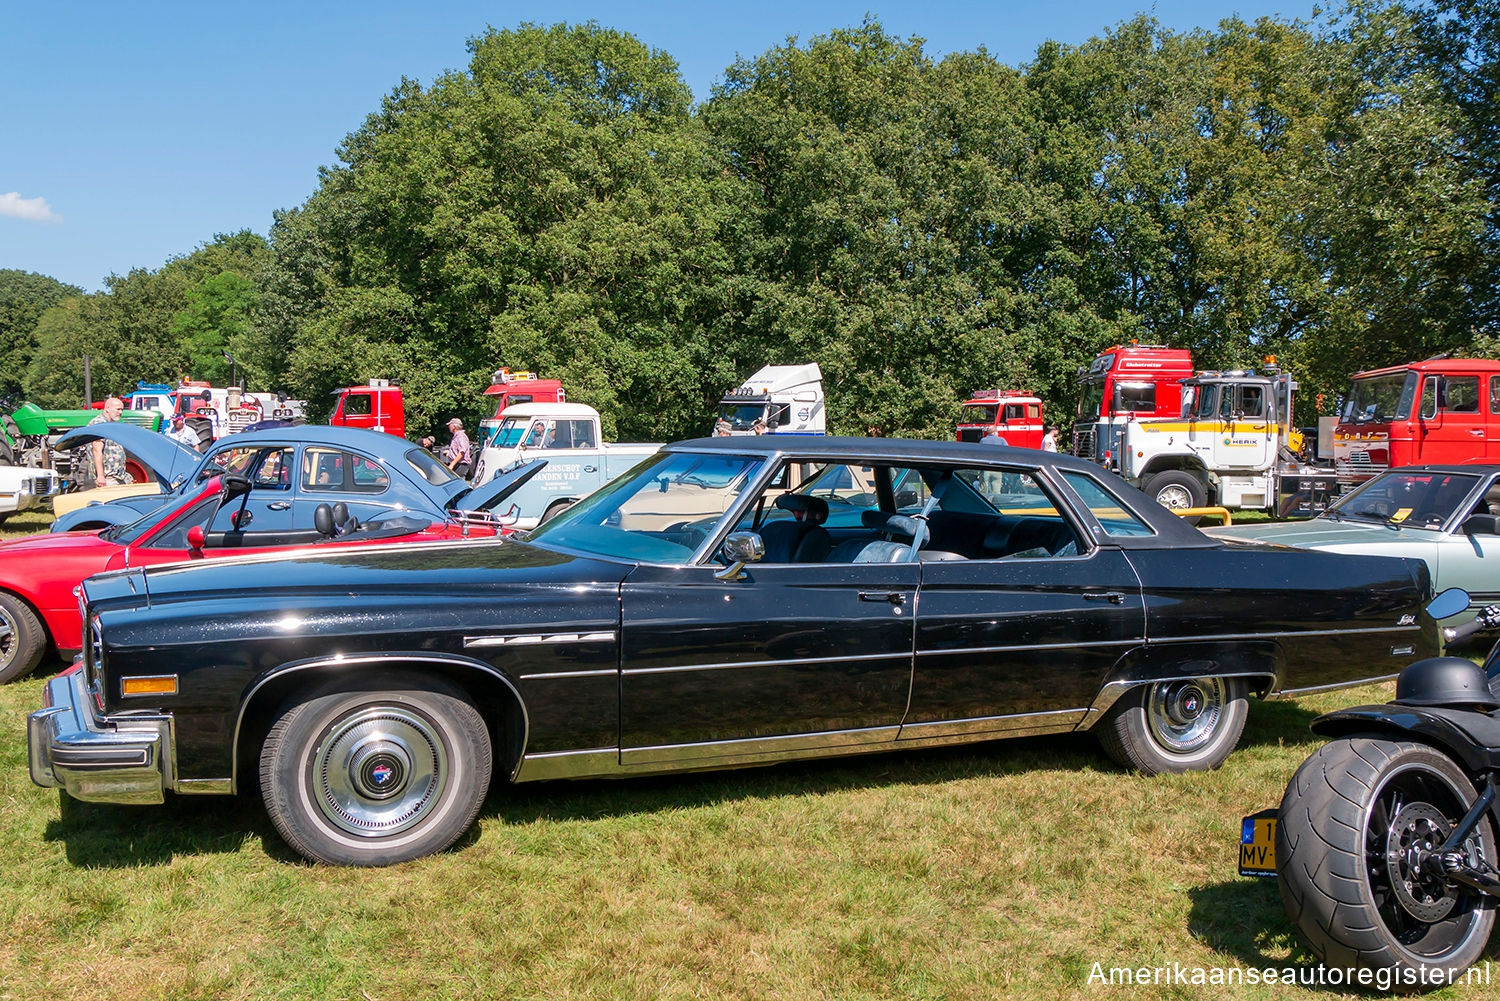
1278,737,1496,989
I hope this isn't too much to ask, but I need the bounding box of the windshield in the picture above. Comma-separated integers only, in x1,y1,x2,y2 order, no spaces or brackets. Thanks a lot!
958,404,998,425
1077,379,1105,420
526,450,766,562
1324,470,1482,529
1341,372,1417,423
489,418,530,449
717,402,771,431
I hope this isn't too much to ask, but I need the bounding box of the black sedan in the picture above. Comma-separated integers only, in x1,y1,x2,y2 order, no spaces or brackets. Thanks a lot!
31,437,1438,865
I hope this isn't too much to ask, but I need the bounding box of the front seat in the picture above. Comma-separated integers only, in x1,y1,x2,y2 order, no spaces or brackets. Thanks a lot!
759,494,832,563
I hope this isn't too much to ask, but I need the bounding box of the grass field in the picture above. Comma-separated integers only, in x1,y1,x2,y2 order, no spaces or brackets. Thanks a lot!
0,507,1494,999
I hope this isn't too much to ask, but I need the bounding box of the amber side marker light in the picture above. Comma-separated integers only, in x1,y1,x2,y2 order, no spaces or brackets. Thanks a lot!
121,676,179,697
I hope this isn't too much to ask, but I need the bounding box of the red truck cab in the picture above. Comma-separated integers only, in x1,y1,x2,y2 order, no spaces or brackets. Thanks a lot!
330,380,405,439
956,391,1045,448
483,369,566,416
1334,358,1500,485
1071,344,1194,463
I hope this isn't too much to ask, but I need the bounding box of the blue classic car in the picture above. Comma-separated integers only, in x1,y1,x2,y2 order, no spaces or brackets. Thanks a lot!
31,437,1438,866
50,424,528,532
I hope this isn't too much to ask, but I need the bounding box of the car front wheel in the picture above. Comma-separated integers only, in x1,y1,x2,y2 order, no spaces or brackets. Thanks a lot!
0,592,46,684
260,671,492,866
1096,676,1248,774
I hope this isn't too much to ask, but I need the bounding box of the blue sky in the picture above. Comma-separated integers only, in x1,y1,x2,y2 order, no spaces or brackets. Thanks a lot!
2,1,1313,293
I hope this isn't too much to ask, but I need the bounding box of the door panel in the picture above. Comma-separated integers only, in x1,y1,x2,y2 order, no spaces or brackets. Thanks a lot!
908,548,1145,733
619,562,918,756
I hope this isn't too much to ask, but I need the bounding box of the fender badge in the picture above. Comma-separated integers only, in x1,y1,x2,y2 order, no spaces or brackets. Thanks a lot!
1398,614,1416,626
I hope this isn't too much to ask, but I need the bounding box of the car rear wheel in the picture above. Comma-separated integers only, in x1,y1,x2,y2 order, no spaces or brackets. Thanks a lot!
1096,676,1248,774
259,671,492,866
0,592,46,684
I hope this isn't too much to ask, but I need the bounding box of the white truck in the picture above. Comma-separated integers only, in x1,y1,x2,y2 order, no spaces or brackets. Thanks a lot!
1113,367,1336,518
471,402,661,528
716,364,825,435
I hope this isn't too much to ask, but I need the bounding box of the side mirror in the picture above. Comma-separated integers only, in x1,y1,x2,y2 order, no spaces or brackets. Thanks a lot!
715,531,765,581
186,524,206,558
1462,514,1500,537
221,473,252,501
1421,377,1445,420
1427,587,1471,620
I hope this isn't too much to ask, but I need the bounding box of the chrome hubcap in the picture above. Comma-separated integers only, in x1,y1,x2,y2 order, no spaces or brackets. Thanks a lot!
0,609,16,669
1156,484,1194,509
1146,678,1225,753
313,707,448,837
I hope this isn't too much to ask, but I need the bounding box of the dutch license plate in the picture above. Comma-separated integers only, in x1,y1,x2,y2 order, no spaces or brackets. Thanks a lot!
1239,809,1278,877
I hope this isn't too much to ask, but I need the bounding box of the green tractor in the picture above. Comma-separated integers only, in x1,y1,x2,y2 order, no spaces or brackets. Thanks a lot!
1,401,161,485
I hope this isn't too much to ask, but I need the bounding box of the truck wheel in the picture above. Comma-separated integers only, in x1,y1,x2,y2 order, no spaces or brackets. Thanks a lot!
1096,677,1248,774
259,671,492,866
540,500,574,524
1143,471,1206,515
0,592,47,684
123,459,150,485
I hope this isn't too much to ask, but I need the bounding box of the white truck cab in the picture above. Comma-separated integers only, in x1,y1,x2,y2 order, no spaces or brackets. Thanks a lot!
716,364,825,435
472,402,660,528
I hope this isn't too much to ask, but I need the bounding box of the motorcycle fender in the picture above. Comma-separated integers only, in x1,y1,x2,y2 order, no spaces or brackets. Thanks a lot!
1311,705,1495,774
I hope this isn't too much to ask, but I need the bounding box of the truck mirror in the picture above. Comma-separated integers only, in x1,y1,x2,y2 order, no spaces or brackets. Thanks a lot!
1422,377,1445,420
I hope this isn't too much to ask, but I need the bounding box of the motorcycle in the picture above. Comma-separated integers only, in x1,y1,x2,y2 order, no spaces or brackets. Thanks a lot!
1273,587,1500,988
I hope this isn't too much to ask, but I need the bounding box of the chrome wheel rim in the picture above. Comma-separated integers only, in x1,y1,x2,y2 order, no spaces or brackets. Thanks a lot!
1146,678,1224,753
312,707,448,838
0,607,17,671
1155,483,1195,509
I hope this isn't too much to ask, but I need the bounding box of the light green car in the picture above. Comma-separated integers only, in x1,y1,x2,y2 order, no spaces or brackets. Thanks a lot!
1206,465,1500,604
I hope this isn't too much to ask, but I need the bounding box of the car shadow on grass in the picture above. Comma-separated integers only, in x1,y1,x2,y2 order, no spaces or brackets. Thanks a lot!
44,790,281,867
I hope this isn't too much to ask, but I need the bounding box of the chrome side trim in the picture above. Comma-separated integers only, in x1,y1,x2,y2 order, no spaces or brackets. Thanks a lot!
513,747,618,782
897,709,1086,740
465,631,615,649
175,778,232,795
621,726,901,766
232,652,531,792
1270,672,1402,699
518,668,618,681
623,651,907,677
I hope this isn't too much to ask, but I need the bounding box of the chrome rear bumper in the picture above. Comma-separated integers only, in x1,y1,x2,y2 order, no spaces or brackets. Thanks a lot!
28,666,169,804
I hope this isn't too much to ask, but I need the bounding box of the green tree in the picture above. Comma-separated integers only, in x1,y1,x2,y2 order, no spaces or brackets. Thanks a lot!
0,270,82,400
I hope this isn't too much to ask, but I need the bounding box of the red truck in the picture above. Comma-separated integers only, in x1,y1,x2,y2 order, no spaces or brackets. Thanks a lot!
1333,357,1500,485
956,390,1046,449
330,379,406,439
1071,344,1194,464
483,369,566,414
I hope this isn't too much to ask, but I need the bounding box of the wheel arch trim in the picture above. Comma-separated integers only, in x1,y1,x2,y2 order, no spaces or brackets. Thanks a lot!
231,652,530,794
1077,642,1281,730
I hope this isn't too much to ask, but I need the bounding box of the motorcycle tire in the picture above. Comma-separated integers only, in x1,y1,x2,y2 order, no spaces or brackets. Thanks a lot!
1278,737,1496,988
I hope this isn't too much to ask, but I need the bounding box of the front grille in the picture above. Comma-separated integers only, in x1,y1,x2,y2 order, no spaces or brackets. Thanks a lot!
1072,427,1095,460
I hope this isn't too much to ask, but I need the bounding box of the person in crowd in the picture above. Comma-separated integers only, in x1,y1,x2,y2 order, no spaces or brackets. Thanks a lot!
714,420,733,436
166,413,200,449
88,396,128,486
441,418,472,478
751,418,768,435
1041,425,1059,452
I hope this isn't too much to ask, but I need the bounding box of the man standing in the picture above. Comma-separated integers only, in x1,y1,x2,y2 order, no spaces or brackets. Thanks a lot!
442,418,472,478
166,413,200,449
88,396,128,486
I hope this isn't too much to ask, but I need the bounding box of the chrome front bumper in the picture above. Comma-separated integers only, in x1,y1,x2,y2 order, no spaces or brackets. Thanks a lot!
28,666,170,804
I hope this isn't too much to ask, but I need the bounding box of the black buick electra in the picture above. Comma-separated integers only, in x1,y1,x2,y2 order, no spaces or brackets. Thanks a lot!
30,437,1438,865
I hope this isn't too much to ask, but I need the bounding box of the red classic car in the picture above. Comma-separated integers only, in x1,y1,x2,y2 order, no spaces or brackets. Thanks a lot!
0,461,543,683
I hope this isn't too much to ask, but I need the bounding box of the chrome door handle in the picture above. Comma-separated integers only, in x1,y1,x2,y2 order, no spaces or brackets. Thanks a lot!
859,591,906,605
1083,591,1126,604
268,502,291,511
584,465,598,473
